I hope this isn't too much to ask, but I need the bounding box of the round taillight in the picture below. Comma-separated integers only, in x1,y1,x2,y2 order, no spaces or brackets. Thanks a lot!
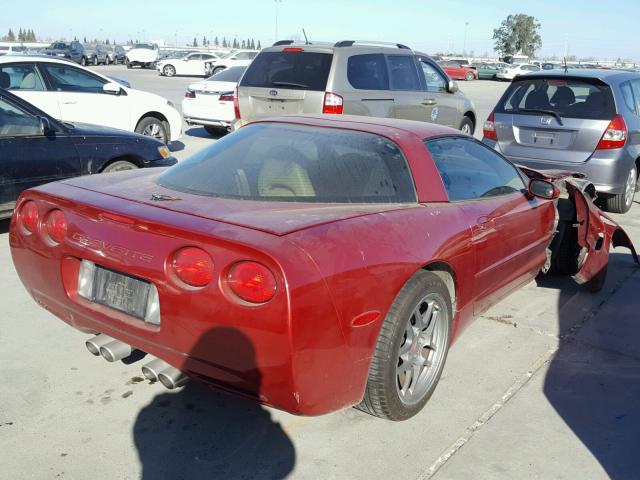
19,201,39,233
227,261,277,304
45,209,67,243
171,247,214,287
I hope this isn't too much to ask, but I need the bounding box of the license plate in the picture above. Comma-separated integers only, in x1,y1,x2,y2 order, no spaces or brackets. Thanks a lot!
92,265,150,319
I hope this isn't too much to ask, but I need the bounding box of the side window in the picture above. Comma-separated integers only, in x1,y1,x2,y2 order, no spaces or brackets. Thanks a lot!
202,54,216,60
620,82,637,115
189,54,202,60
630,80,640,115
347,54,389,90
0,97,42,137
425,137,526,201
0,64,45,91
419,60,447,92
388,55,421,91
235,52,252,60
41,64,106,93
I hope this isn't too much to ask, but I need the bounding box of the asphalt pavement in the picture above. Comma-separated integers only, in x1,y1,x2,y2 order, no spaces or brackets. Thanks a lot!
0,67,638,480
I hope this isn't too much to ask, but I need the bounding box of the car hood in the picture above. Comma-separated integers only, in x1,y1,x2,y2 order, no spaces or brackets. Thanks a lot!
59,169,416,236
66,122,164,149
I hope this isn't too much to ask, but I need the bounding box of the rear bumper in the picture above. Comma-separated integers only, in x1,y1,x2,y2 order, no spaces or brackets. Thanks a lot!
483,139,634,194
184,116,232,128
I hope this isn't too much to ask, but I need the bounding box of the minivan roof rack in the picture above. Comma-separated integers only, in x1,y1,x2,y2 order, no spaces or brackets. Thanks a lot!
334,40,411,50
273,40,295,46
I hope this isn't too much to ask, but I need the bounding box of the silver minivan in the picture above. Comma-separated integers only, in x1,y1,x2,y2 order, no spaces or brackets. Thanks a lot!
483,69,640,213
235,40,477,134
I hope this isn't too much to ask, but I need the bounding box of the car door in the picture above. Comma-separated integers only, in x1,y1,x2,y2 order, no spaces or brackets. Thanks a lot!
38,62,131,130
386,54,428,122
424,137,555,315
0,93,79,213
0,62,61,119
416,57,460,128
183,54,202,75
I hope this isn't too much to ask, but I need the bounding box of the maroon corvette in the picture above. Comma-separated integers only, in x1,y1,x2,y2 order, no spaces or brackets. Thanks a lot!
10,115,637,420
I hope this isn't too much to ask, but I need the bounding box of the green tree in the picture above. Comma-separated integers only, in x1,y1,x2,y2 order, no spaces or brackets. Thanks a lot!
83,36,87,43
214,36,219,47
250,39,255,49
257,40,261,50
241,39,246,49
232,38,238,49
193,37,198,47
492,14,542,57
202,35,207,46
6,28,16,41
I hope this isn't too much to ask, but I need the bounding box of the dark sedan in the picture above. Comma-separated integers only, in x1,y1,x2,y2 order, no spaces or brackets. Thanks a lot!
0,88,177,219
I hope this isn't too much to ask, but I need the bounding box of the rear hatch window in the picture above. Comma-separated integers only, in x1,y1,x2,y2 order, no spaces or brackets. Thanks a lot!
497,77,615,120
157,123,416,204
240,51,333,91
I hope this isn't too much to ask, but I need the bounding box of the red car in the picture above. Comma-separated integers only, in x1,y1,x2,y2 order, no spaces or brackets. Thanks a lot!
438,61,478,81
10,115,637,421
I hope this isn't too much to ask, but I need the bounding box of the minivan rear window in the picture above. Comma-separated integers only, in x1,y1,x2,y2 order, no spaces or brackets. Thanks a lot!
497,77,615,120
157,123,417,204
240,51,333,91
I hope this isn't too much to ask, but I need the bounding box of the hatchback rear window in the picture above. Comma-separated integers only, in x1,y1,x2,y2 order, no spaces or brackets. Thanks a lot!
240,51,333,91
497,77,615,120
157,123,417,204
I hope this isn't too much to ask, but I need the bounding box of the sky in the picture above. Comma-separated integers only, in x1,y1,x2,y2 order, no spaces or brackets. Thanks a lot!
2,0,638,60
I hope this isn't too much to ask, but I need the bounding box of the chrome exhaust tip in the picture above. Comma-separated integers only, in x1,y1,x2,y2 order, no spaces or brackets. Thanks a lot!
99,340,133,362
141,358,169,381
85,334,115,356
157,367,188,390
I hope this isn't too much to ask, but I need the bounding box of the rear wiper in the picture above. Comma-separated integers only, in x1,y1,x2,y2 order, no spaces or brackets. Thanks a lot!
516,108,564,126
271,81,310,89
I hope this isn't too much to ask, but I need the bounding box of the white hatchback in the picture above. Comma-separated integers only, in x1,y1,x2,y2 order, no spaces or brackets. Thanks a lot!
182,65,246,135
157,52,220,77
0,56,182,144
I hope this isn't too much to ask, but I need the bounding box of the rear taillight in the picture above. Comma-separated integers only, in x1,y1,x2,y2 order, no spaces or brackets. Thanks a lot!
171,247,214,287
184,90,195,98
233,86,241,119
45,209,67,243
219,92,234,102
283,47,304,52
483,111,497,141
227,261,277,304
596,114,627,150
18,201,39,234
323,92,343,115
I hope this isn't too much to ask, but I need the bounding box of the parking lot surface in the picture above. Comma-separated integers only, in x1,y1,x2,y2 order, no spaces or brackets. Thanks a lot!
1,69,638,480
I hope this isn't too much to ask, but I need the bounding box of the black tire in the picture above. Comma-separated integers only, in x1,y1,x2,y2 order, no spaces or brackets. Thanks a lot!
163,64,176,77
212,66,226,75
459,116,475,135
102,160,138,173
204,126,227,136
135,116,168,144
356,271,452,421
80,56,87,66
105,56,110,65
604,165,637,214
92,56,98,66
126,59,132,69
465,71,475,81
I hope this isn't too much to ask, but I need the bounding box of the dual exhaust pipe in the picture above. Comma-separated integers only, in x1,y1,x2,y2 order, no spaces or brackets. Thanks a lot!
85,334,187,389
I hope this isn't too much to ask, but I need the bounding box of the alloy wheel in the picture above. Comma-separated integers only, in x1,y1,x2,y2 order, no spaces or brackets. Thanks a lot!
624,166,637,208
142,123,164,139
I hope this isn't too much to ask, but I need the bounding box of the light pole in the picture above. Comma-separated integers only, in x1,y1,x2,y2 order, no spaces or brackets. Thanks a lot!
274,0,283,42
463,21,469,56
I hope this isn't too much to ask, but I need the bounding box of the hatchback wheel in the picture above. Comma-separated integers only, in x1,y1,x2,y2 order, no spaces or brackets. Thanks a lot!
465,71,475,81
102,160,138,173
605,165,637,214
356,271,452,420
136,116,168,144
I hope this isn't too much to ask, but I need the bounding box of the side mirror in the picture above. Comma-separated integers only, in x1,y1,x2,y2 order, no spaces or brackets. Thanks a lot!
447,80,459,93
102,82,122,95
38,116,55,136
528,179,559,200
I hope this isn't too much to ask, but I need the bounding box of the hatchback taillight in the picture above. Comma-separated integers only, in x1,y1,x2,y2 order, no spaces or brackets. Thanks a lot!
596,114,627,150
45,209,67,243
323,92,344,114
227,261,277,304
233,86,241,119
171,247,214,287
18,201,39,234
483,111,497,140
184,90,196,98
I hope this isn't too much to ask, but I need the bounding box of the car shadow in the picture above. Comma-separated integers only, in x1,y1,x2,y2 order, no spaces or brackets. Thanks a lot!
185,126,227,140
540,252,640,479
133,327,296,480
0,219,10,234
169,140,186,153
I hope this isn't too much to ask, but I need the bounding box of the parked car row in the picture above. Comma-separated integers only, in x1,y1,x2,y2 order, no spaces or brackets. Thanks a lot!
43,41,126,66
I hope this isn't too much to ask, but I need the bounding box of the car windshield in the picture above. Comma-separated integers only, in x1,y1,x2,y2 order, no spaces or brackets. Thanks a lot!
240,51,333,91
498,77,616,120
206,66,247,82
157,123,417,203
51,43,68,49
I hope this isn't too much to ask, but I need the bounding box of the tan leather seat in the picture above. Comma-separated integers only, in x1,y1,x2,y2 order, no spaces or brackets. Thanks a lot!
258,158,315,198
20,72,37,90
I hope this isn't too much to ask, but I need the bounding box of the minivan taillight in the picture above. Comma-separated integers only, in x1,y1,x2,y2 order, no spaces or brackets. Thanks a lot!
596,114,627,150
483,111,497,141
323,92,343,114
233,86,241,119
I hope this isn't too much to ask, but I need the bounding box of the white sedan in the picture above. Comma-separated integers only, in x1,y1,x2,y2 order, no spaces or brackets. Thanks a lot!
0,56,182,144
182,66,246,136
496,63,541,81
157,52,220,77
205,50,258,76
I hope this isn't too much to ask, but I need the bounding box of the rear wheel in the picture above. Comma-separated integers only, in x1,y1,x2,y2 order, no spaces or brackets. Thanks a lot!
465,71,475,81
80,56,87,66
126,59,132,69
163,65,176,77
92,56,98,66
102,160,138,173
604,165,637,214
459,116,474,135
356,271,452,420
136,116,168,144
213,66,226,75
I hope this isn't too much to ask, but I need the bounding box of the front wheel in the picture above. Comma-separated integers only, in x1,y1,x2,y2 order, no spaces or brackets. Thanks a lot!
92,56,98,66
212,66,226,75
459,116,475,135
465,71,475,81
80,56,87,66
126,59,132,69
136,116,168,144
102,160,138,173
356,271,452,421
163,65,176,77
604,165,637,214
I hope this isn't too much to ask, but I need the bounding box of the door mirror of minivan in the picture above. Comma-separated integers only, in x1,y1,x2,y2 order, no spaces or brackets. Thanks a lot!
102,82,123,95
447,80,459,93
528,179,559,200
